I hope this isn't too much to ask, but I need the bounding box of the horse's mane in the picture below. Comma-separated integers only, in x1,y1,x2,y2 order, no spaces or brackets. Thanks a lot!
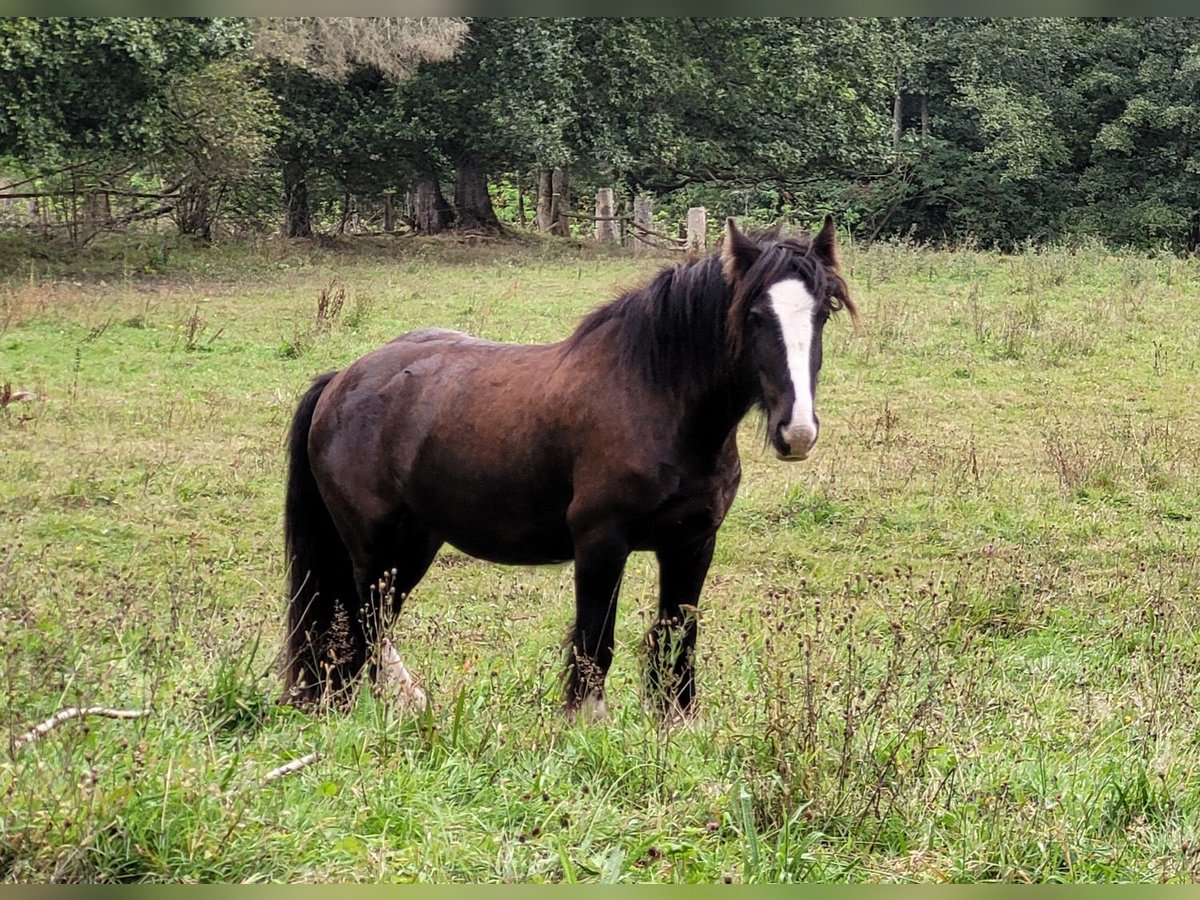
563,252,734,398
563,230,854,399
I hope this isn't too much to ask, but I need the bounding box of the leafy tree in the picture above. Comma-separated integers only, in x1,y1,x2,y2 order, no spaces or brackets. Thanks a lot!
858,17,1089,247
0,17,249,161
158,58,281,239
561,19,892,199
1076,18,1200,249
254,17,467,237
389,18,577,232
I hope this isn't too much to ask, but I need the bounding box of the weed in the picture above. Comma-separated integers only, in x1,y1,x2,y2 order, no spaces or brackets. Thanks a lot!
343,291,375,330
315,280,346,332
178,306,224,353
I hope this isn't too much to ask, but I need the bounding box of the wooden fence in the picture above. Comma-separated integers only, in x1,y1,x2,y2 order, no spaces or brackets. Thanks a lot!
583,190,708,253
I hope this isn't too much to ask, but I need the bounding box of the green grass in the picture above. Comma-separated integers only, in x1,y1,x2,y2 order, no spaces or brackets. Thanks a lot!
1,231,1199,882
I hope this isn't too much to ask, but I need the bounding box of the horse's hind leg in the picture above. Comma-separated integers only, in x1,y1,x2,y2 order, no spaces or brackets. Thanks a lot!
347,520,442,707
646,536,715,722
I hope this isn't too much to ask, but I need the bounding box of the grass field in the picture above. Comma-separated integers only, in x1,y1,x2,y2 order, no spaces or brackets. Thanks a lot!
1,231,1199,882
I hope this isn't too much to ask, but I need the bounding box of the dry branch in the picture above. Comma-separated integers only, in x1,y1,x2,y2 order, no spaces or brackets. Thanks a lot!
262,751,321,784
0,159,99,194
0,189,180,201
12,706,152,752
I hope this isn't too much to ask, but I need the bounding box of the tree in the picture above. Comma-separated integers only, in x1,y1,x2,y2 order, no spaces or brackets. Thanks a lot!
159,58,280,239
860,17,1089,247
1076,18,1200,248
565,19,893,193
253,17,467,237
0,18,250,161
389,18,577,233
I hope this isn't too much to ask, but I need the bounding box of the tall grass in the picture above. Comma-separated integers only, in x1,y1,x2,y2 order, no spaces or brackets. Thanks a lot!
1,232,1198,881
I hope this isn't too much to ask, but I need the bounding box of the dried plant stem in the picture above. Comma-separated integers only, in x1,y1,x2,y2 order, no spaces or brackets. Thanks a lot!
262,752,321,784
13,706,152,752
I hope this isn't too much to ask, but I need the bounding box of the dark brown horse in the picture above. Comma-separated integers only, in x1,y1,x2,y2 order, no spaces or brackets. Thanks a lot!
282,217,856,719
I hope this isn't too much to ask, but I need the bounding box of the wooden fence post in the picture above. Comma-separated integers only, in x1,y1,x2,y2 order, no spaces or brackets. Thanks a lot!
632,195,654,253
595,188,618,243
535,168,553,233
686,206,707,253
550,165,570,237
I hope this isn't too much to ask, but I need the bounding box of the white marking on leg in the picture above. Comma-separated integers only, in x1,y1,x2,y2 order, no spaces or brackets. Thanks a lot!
376,637,428,713
768,278,819,458
578,693,608,724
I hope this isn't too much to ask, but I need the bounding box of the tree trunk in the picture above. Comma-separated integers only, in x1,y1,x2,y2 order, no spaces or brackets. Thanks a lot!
337,191,352,235
535,167,553,233
516,178,526,228
177,182,213,240
920,93,930,138
453,161,500,231
83,190,110,225
282,160,312,238
893,87,904,153
412,171,453,235
550,165,570,237
383,194,394,233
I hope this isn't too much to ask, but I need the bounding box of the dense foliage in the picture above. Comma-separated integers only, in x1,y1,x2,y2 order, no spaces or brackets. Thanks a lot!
2,17,1198,250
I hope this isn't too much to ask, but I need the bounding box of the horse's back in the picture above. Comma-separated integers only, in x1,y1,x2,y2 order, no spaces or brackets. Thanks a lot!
308,327,580,562
317,328,558,454
389,327,498,348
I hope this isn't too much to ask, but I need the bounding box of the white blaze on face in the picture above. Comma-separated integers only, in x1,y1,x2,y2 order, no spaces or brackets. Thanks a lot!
768,278,819,458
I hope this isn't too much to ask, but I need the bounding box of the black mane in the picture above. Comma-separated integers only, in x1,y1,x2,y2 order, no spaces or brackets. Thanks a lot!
562,230,851,399
563,252,735,398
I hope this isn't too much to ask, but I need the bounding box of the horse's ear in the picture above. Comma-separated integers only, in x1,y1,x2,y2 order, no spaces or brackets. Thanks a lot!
813,215,840,270
721,217,760,284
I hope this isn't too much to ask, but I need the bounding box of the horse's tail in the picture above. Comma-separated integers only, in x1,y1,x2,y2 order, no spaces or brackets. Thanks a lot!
281,371,355,703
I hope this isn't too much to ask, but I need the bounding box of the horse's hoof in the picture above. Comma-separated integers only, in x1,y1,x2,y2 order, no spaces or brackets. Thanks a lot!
568,693,608,725
659,702,697,730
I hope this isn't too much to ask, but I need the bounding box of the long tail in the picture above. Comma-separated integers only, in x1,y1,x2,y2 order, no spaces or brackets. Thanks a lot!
281,371,357,704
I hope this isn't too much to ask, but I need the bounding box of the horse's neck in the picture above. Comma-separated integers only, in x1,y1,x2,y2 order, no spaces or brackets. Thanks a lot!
677,366,755,455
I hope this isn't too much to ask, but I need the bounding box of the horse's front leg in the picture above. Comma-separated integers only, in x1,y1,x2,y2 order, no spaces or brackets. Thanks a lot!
646,535,715,722
565,530,629,722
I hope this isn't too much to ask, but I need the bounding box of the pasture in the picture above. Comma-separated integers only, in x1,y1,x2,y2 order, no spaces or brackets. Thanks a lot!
1,233,1199,882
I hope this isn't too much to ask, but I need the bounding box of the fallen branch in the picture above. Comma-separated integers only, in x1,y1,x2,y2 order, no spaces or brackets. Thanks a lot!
12,707,152,753
262,751,321,784
0,158,100,194
0,190,181,201
630,222,688,246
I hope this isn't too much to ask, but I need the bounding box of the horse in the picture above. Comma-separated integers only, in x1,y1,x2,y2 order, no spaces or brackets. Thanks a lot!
281,217,857,720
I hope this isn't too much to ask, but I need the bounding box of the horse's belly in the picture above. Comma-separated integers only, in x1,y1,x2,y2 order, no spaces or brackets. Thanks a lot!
437,514,574,566
445,533,573,567
407,469,575,566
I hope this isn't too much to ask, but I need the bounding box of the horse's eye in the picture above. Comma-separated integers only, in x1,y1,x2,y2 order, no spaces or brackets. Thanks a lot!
747,308,766,324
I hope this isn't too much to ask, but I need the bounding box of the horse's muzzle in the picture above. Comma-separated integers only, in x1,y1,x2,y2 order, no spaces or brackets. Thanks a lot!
774,422,818,461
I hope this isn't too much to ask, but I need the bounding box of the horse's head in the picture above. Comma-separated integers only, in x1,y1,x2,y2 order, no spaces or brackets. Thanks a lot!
722,216,857,461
